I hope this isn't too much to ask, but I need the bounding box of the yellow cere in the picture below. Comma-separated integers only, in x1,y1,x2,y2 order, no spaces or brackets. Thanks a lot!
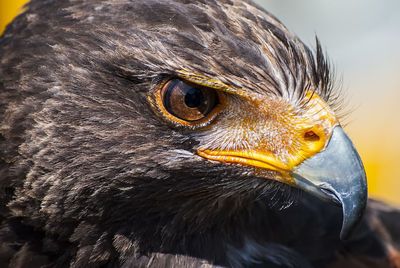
176,72,339,183
197,87,339,182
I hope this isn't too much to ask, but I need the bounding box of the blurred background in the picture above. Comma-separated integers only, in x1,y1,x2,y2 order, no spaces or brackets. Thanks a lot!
1,0,399,205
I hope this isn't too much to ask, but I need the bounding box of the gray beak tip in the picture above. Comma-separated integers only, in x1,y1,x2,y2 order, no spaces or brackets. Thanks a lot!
339,188,368,240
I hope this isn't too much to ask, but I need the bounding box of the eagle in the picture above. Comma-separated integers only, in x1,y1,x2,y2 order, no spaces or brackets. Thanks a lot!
0,0,399,267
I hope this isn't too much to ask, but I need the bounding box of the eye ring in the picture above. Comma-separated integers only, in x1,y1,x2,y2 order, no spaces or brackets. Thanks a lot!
154,78,226,127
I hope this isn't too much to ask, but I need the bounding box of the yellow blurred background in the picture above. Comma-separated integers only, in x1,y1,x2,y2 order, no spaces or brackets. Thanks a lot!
1,0,399,206
0,0,28,34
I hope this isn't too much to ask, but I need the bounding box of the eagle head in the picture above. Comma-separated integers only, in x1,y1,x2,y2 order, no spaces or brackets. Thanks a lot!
0,0,367,266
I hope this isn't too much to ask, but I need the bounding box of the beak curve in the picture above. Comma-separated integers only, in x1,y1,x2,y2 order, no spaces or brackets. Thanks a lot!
292,126,368,239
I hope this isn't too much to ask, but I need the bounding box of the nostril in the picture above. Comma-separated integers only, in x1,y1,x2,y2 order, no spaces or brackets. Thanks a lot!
304,131,320,142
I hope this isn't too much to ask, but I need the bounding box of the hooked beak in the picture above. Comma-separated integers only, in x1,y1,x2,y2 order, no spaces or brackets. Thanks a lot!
292,126,368,239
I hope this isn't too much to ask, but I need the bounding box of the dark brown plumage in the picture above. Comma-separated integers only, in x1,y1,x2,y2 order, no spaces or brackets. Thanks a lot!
0,0,399,267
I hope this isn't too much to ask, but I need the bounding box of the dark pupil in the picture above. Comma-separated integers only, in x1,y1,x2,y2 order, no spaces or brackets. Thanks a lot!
184,87,204,108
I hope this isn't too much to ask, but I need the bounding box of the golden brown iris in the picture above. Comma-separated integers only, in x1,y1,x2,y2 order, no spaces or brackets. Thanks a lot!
153,78,226,127
161,79,219,121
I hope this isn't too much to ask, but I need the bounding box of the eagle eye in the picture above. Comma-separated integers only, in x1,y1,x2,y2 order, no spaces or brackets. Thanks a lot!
160,79,219,122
